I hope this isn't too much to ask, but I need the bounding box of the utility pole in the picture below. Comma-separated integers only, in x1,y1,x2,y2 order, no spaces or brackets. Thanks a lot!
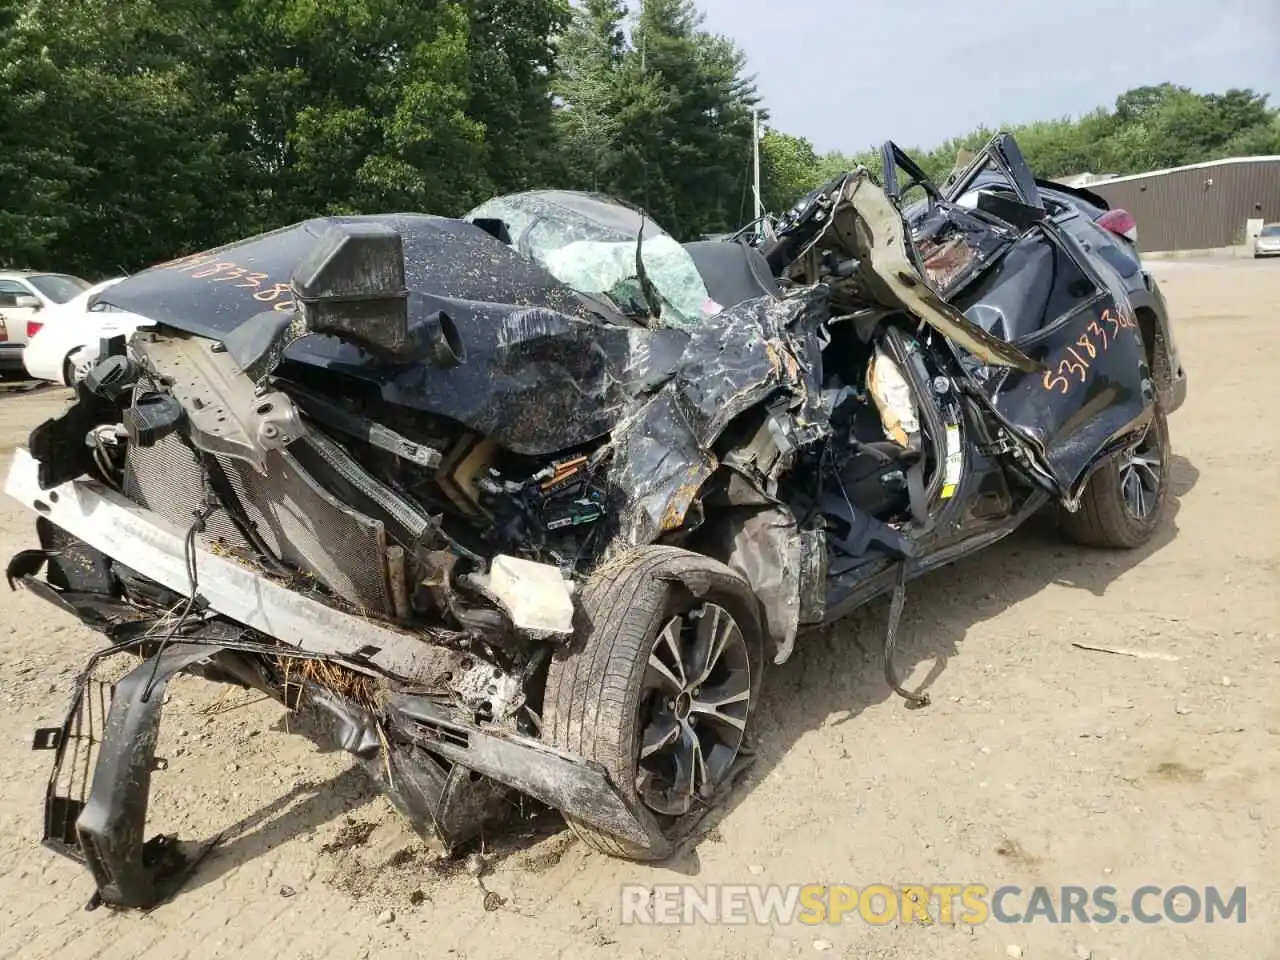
752,107,762,221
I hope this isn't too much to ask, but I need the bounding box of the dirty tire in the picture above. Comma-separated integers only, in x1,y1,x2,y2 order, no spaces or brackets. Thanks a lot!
62,351,79,388
544,546,764,860
1060,406,1170,549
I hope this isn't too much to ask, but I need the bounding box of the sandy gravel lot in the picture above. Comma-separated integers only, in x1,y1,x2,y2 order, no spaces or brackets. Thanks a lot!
0,259,1276,960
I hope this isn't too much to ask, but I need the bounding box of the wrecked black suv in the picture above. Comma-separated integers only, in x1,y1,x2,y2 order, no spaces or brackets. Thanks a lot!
6,133,1184,908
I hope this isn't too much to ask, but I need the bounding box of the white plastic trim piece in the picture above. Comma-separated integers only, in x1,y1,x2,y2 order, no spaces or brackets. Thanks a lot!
474,554,575,637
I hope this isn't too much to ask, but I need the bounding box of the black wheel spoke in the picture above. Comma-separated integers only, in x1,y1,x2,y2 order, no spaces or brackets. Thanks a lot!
1133,457,1160,492
639,713,680,760
669,723,706,806
1122,468,1142,516
689,604,739,686
635,602,752,818
690,680,750,732
1118,424,1163,521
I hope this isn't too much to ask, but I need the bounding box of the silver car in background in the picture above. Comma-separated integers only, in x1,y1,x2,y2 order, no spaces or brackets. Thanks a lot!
1254,223,1280,258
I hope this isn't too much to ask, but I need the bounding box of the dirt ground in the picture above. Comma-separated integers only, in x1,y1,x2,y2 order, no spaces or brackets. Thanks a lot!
0,259,1276,960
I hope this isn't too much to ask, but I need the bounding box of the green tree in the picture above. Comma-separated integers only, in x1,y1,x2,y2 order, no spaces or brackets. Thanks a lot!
1204,89,1272,138
757,83,1280,219
550,0,763,237
464,0,570,191
758,130,820,215
552,0,628,191
618,0,760,236
5,0,1279,281
15,0,244,275
1221,114,1280,156
0,0,78,267
223,0,489,230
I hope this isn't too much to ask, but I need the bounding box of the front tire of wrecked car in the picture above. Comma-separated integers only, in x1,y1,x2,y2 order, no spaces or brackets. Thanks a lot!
545,546,764,860
1059,405,1171,549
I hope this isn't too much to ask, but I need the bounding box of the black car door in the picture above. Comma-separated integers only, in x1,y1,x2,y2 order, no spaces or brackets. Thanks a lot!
936,136,1154,498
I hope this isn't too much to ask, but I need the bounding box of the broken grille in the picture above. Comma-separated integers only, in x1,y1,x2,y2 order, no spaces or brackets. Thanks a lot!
33,653,127,861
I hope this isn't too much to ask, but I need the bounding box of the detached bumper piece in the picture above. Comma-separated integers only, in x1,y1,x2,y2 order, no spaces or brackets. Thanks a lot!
385,695,671,853
33,634,671,911
34,643,223,910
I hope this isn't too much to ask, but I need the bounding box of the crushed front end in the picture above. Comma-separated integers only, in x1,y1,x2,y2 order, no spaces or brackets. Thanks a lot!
8,215,828,909
10,403,672,908
10,375,674,907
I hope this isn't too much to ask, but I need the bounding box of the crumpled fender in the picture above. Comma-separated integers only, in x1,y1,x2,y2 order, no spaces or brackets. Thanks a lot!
607,287,831,547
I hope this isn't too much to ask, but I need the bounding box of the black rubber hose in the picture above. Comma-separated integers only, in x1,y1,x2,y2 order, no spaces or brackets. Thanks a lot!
882,563,930,708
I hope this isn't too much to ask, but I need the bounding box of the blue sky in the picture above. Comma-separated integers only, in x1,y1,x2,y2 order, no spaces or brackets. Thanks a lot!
693,0,1280,154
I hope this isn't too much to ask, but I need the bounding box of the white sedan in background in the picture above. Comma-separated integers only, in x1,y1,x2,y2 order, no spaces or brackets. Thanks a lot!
22,278,150,385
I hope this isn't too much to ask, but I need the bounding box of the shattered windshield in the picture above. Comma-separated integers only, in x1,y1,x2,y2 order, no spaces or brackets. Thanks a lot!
466,191,716,330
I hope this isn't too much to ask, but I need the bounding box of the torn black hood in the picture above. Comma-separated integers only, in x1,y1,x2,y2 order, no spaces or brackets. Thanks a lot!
104,214,610,336
100,212,834,551
102,215,695,456
608,287,830,545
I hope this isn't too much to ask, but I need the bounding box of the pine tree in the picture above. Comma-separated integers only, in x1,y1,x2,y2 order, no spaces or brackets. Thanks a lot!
552,0,761,238
0,0,79,267
552,0,628,191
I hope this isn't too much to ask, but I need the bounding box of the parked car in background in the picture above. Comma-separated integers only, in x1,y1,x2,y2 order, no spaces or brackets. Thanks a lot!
22,277,143,385
0,271,92,377
1253,223,1280,258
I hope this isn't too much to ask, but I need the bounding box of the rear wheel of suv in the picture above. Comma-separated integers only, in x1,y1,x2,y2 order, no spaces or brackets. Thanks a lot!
1060,406,1170,548
545,546,764,860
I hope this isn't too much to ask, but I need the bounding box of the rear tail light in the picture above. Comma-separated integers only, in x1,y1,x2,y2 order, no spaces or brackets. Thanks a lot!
26,320,43,338
1097,208,1138,243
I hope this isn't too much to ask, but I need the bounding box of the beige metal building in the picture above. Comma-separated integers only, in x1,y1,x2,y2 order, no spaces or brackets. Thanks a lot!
1074,156,1280,252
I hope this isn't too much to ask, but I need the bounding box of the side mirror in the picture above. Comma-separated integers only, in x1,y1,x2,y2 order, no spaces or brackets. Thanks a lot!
13,294,41,311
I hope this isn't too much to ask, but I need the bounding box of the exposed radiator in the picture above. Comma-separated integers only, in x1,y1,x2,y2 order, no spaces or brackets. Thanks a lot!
123,432,394,617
